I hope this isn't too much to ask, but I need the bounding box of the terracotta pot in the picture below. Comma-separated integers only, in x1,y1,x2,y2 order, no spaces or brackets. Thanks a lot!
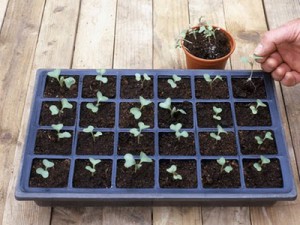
182,27,236,69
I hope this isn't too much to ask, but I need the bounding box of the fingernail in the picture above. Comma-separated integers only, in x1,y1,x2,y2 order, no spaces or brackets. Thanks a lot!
254,44,264,55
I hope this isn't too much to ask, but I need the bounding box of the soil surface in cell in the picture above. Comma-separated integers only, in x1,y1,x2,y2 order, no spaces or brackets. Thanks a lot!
82,75,116,98
195,77,229,99
232,78,266,99
44,76,79,98
159,132,195,155
158,77,192,99
118,132,154,155
121,76,153,99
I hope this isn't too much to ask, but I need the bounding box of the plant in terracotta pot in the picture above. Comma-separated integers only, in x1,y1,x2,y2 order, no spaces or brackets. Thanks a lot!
176,17,236,69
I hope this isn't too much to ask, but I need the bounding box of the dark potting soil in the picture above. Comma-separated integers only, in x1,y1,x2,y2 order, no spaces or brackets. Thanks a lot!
201,159,241,188
195,78,229,99
39,101,77,126
196,102,233,128
199,132,237,155
239,130,277,155
232,78,267,99
158,77,192,99
158,102,193,128
76,132,114,155
29,158,70,188
159,160,197,188
34,130,72,155
82,76,116,98
120,76,153,99
235,102,272,126
44,76,79,98
243,158,283,188
116,160,154,188
73,159,112,188
159,132,195,155
183,29,231,59
118,132,154,155
79,102,115,128
119,102,154,128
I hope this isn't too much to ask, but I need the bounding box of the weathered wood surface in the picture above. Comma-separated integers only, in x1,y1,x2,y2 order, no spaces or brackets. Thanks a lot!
1,0,300,225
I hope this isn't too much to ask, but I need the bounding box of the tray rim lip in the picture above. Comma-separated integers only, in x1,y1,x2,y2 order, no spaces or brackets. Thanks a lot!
15,69,297,202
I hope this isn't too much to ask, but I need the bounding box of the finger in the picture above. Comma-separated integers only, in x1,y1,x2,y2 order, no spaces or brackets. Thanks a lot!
271,63,291,81
260,52,283,72
281,71,300,86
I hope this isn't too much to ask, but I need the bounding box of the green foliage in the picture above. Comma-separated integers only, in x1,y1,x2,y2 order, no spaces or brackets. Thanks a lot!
159,98,186,118
36,159,54,178
255,131,273,148
85,158,101,176
51,123,71,139
203,74,223,88
49,98,73,116
83,125,102,142
197,17,217,41
129,122,150,144
86,91,108,113
130,96,152,120
135,73,151,88
166,165,182,180
96,69,108,84
253,155,271,172
124,151,152,172
210,125,227,141
47,69,76,89
249,99,267,115
167,74,182,88
241,54,263,82
212,106,222,121
170,123,189,141
216,157,233,173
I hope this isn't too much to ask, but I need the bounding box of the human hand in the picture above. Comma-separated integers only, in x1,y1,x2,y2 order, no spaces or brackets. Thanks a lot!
254,18,300,86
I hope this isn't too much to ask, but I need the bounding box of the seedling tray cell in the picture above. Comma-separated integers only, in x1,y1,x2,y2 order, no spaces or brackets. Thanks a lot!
16,69,297,206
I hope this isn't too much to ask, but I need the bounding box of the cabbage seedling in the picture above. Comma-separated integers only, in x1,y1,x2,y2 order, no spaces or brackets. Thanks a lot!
86,91,108,113
83,125,102,142
167,74,181,88
212,106,222,121
51,123,71,139
166,165,182,180
130,96,152,120
210,125,227,141
241,54,263,83
124,151,152,172
135,73,151,88
203,74,222,89
49,98,73,116
85,158,101,176
96,69,108,84
47,69,76,89
216,157,233,173
159,98,186,118
253,155,271,172
36,159,54,178
129,122,150,144
255,131,273,148
249,99,267,114
170,123,188,141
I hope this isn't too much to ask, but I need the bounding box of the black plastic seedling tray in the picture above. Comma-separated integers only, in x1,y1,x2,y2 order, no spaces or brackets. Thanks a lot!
16,69,296,206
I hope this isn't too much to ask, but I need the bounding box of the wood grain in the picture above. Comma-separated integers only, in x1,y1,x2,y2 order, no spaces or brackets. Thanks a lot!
0,0,9,31
1,0,80,224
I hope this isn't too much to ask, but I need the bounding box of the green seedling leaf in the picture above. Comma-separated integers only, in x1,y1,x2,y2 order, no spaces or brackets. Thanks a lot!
94,131,102,137
89,158,101,166
96,75,108,84
213,106,222,114
253,163,262,171
61,98,73,110
138,122,150,131
210,133,221,141
64,77,76,89
265,132,273,140
177,131,188,138
260,155,270,164
130,107,142,120
176,109,187,115
86,103,98,113
199,26,206,33
124,153,136,168
140,152,152,163
43,159,54,169
252,54,263,60
255,136,263,145
256,99,266,108
213,115,221,120
240,56,249,63
172,74,181,82
83,125,94,133
203,74,212,82
143,73,151,81
170,123,182,132
97,91,108,103
173,174,183,180
36,168,49,178
139,96,152,108
250,105,258,114
49,105,59,115
51,124,63,132
58,131,71,139
159,98,171,110
135,73,141,81
214,75,223,81
129,128,140,137
167,79,177,88
166,165,177,173
47,69,61,79
85,166,96,174
224,165,233,173
217,157,226,166
217,125,227,135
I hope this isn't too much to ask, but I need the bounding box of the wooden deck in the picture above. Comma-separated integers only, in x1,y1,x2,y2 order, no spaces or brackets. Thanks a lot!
1,0,300,224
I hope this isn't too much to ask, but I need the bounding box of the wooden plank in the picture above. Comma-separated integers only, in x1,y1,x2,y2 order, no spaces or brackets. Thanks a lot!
51,0,117,223
0,0,46,223
249,0,300,224
152,1,202,224
1,0,81,224
0,0,9,31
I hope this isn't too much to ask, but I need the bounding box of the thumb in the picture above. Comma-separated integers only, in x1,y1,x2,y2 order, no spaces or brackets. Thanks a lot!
254,19,300,57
